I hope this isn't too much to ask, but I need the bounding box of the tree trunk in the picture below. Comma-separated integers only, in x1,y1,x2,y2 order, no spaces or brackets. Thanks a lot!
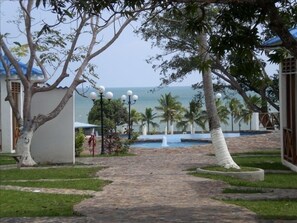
199,33,239,169
16,130,37,167
230,114,233,132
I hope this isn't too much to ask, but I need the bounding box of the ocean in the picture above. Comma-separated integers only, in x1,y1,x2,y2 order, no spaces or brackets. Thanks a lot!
75,86,252,132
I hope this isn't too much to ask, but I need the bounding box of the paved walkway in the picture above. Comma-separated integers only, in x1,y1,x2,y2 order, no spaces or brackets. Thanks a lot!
2,131,295,223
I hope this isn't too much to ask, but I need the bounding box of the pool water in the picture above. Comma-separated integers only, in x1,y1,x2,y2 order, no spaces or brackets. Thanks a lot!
131,140,210,149
131,131,268,149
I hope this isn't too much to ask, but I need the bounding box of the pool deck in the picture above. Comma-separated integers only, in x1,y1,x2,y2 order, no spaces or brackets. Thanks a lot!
2,130,296,223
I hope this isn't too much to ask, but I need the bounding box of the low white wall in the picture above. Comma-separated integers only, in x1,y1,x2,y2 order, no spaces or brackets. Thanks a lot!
251,112,259,131
31,88,75,164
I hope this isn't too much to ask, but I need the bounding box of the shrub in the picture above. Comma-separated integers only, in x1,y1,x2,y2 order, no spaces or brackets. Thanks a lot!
75,128,85,157
104,132,130,155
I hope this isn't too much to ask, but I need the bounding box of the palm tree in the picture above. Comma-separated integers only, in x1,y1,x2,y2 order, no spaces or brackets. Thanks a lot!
177,100,207,133
228,98,243,131
130,108,142,134
235,95,260,131
199,32,239,169
215,98,230,126
141,108,159,134
236,107,253,131
155,93,184,133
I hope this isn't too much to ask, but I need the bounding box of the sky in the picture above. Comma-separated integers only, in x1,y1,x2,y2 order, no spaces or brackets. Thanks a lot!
0,1,277,89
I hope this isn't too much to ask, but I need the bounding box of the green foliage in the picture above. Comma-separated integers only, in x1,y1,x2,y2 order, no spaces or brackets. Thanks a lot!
215,99,230,125
137,4,282,113
130,108,142,134
177,99,207,132
266,73,280,103
104,132,130,155
88,99,128,132
75,128,85,157
141,107,159,134
155,93,185,130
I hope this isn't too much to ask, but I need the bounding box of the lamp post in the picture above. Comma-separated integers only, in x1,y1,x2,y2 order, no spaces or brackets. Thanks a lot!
90,86,113,155
121,90,138,139
216,93,222,100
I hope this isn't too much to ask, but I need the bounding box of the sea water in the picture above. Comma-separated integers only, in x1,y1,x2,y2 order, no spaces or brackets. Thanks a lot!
75,86,251,132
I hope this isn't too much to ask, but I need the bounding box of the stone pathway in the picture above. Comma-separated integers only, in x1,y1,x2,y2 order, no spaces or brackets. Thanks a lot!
2,131,296,223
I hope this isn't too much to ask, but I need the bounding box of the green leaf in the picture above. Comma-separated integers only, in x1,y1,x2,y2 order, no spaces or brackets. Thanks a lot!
13,42,22,47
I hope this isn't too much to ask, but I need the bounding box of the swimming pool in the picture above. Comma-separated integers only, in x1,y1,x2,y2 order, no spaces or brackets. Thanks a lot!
131,131,268,149
131,140,210,149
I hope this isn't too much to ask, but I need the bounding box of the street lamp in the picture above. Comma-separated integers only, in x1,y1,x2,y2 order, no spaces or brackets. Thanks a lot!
121,90,138,139
216,92,222,100
90,86,113,155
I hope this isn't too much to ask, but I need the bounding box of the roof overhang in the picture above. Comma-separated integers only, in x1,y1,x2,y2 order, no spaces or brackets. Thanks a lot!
0,55,43,76
74,122,99,129
262,27,297,48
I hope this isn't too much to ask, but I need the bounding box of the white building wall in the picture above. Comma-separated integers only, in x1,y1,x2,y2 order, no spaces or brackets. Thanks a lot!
31,89,75,164
0,79,13,153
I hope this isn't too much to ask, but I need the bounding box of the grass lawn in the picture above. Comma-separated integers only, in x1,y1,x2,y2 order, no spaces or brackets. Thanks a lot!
190,151,297,220
0,178,110,191
0,155,17,165
192,172,297,189
233,156,290,170
0,166,111,218
0,190,90,217
0,166,101,180
226,199,297,220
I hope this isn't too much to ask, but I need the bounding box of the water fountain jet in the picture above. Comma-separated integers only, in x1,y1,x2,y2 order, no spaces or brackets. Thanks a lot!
161,136,169,147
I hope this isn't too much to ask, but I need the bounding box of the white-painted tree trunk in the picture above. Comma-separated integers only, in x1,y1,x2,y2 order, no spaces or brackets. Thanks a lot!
170,124,174,135
199,31,240,169
211,128,239,169
16,130,37,167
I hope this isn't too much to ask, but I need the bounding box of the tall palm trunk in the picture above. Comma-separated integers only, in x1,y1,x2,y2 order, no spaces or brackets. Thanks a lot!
199,33,239,169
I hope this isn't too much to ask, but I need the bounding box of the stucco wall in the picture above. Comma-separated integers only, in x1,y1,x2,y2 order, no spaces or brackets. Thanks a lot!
0,79,13,153
30,88,75,164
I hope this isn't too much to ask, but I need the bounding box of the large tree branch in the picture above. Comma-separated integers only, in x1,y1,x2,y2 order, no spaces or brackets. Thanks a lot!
211,59,261,111
35,14,89,93
90,14,138,60
20,0,36,80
